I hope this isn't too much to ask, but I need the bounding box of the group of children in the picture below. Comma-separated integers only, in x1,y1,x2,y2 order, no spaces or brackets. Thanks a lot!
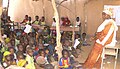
0,15,90,69
21,15,80,27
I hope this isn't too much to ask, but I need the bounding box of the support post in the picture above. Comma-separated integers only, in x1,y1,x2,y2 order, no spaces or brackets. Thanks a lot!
51,0,63,61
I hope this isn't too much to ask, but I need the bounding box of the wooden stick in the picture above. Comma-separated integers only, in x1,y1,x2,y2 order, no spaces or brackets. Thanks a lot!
51,0,63,61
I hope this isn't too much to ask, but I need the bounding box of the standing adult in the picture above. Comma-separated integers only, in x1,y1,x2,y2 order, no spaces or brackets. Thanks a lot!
83,10,118,68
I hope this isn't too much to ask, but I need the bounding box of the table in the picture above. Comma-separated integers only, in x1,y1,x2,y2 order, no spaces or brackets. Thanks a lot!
31,24,79,31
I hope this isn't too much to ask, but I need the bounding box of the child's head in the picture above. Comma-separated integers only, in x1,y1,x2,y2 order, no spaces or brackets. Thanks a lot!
35,15,39,20
82,33,87,40
5,55,13,66
8,47,15,55
62,49,69,58
39,38,43,43
24,39,29,45
17,53,25,61
38,49,45,57
28,16,32,21
64,40,70,46
61,17,65,21
26,47,33,57
7,42,12,47
75,34,80,39
44,48,49,54
41,16,45,22
50,38,55,44
76,17,80,22
11,40,15,46
25,15,28,20
17,44,24,52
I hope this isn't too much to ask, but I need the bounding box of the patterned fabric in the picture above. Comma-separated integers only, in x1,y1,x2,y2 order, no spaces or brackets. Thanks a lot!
59,57,72,69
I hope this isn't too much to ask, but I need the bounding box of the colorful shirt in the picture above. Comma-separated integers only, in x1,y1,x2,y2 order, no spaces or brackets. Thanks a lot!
59,57,72,69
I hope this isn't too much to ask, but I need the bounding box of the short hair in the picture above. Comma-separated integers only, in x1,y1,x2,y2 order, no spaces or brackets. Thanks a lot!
62,49,69,57
8,47,15,52
82,33,86,36
41,16,45,19
26,47,33,53
76,17,79,19
35,15,39,18
44,64,54,69
25,15,28,17
38,49,44,54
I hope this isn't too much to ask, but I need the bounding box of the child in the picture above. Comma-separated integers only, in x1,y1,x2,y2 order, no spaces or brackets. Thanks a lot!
17,44,24,54
63,40,71,51
59,49,73,69
25,47,36,69
35,49,47,68
38,38,44,49
63,17,71,26
2,51,16,68
40,16,46,26
27,17,32,25
74,34,81,49
48,38,56,55
81,33,90,46
75,17,81,27
8,47,17,61
42,26,50,44
32,16,40,25
52,17,56,26
17,53,27,67
21,15,29,24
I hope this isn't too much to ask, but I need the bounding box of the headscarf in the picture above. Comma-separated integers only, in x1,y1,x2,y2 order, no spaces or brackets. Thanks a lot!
103,10,112,16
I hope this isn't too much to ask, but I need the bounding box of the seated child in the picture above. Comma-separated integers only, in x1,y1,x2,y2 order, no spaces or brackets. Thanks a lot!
32,16,40,25
63,40,71,51
35,49,48,68
81,33,90,46
59,49,73,69
48,38,56,55
27,17,32,25
8,47,17,61
37,38,44,49
52,17,56,26
17,53,27,67
2,51,16,68
47,55,58,69
17,44,25,54
40,16,46,26
21,15,29,24
25,47,36,69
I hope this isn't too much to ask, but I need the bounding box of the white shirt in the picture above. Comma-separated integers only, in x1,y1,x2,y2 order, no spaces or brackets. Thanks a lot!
52,22,56,26
75,21,81,27
96,19,118,47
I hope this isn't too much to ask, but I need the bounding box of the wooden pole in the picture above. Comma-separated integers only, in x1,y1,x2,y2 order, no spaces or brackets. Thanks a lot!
51,0,63,61
0,0,4,44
